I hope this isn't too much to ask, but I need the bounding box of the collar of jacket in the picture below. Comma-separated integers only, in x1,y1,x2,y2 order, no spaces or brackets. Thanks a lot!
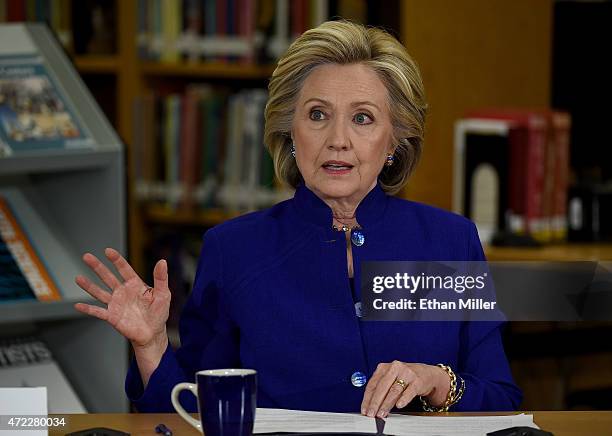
291,180,388,230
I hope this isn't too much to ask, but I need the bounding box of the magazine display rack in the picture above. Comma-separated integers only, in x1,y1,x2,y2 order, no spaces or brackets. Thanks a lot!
0,23,127,412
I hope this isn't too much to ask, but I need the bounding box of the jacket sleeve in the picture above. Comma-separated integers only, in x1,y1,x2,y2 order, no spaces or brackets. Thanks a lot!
453,222,523,411
125,228,241,412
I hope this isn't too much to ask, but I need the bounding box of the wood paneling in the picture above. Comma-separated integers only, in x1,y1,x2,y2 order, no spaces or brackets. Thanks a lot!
399,0,553,209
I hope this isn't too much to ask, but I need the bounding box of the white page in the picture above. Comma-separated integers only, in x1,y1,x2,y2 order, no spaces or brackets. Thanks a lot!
0,387,47,436
384,413,538,436
254,409,537,435
0,362,86,413
254,408,377,434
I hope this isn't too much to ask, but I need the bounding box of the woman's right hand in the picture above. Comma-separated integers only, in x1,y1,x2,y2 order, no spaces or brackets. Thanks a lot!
74,248,171,349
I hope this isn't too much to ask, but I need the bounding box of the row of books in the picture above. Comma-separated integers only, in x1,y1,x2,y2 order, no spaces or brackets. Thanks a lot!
0,196,61,302
454,109,571,245
0,0,72,51
136,0,369,63
132,86,292,212
0,0,117,56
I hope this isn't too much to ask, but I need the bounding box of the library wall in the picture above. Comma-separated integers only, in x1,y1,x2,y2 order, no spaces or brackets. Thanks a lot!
400,0,553,210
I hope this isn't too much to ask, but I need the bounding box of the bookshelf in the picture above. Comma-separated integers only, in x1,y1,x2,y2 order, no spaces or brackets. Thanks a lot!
139,61,276,78
55,1,403,353
485,243,612,262
0,23,127,412
73,55,120,73
52,1,403,283
44,1,279,279
143,204,240,227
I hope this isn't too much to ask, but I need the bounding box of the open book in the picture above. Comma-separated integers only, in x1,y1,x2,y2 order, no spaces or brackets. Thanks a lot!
253,408,538,436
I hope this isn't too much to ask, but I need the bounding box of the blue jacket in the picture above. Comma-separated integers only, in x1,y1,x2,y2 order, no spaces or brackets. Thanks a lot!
126,182,522,412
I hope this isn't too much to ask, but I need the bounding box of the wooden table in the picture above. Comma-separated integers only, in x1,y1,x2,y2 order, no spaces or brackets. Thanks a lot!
49,411,612,435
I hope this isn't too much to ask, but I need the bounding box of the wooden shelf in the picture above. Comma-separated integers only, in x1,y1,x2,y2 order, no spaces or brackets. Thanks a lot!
485,243,612,261
73,57,277,79
139,61,275,79
73,55,119,73
143,204,242,226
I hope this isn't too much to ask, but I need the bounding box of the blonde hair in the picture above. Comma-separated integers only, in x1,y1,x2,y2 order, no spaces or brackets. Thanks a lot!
264,20,427,194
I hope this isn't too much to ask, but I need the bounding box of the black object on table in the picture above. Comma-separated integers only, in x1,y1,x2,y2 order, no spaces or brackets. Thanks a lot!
64,428,130,436
487,426,554,436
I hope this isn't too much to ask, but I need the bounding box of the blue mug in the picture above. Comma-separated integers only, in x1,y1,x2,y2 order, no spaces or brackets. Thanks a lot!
171,368,257,436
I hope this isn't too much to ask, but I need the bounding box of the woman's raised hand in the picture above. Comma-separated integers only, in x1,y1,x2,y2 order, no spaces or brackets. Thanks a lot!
74,248,171,348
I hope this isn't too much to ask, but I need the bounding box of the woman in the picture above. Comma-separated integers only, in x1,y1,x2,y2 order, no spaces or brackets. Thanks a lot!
75,20,521,417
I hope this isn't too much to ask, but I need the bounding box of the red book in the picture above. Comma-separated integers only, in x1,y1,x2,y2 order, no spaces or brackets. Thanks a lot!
7,0,26,21
239,0,255,64
466,109,549,242
179,86,207,210
216,0,227,63
291,0,306,38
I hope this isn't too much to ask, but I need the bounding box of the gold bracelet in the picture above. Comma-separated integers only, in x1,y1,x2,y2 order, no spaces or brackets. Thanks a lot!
420,364,465,412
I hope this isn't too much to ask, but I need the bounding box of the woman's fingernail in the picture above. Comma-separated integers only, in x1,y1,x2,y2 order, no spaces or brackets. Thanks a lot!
376,410,385,418
367,409,375,417
361,408,366,415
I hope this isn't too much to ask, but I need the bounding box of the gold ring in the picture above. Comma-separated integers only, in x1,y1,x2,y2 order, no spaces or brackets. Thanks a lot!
394,378,408,390
143,286,153,296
